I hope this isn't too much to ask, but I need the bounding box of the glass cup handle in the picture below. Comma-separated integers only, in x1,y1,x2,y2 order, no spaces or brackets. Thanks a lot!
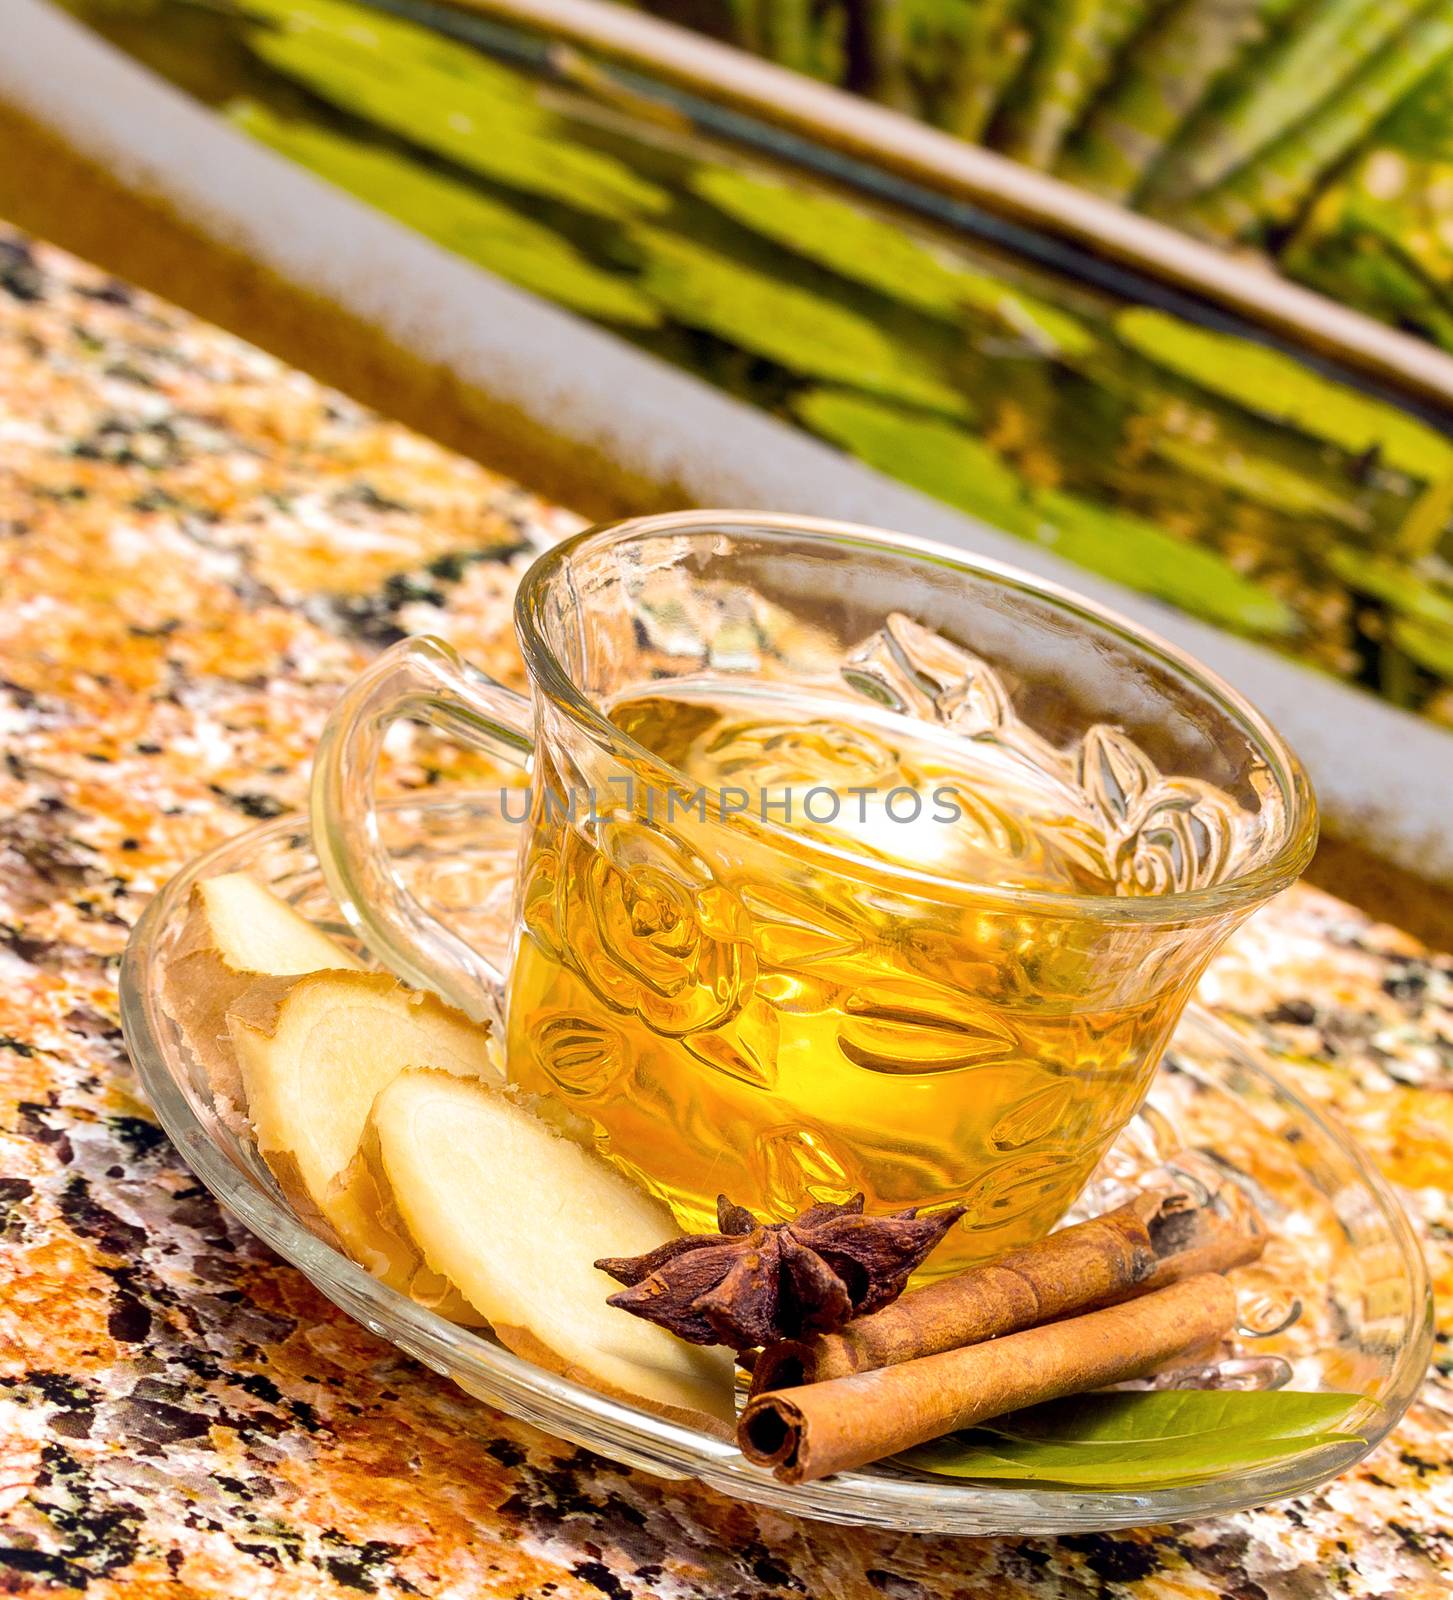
310,635,533,1023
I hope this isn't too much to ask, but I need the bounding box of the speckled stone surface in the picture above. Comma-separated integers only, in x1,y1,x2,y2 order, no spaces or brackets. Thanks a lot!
1,222,1449,1599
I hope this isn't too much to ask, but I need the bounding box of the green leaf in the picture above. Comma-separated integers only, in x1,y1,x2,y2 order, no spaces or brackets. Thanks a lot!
1326,547,1453,625
231,0,537,102
793,389,1035,532
951,273,1098,359
1116,308,1453,481
628,233,970,415
231,102,660,327
1151,432,1372,527
997,0,1155,172
1379,57,1453,161
1058,0,1290,204
246,24,669,221
1143,0,1431,215
1035,490,1302,636
794,390,1301,637
1391,614,1453,679
986,1388,1362,1443
900,1389,1365,1488
689,167,1095,354
1175,5,1453,246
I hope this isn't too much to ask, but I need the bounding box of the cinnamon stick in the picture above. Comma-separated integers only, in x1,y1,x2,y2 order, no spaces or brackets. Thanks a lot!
751,1158,1264,1394
738,1273,1237,1484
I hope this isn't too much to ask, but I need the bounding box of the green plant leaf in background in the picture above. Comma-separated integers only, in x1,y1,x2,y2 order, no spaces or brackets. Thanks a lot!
627,231,970,415
1327,546,1453,625
795,389,1300,636
1284,217,1453,359
246,21,670,221
1230,49,1453,354
231,102,660,326
1143,0,1430,212
689,167,1095,354
691,165,968,316
794,388,1037,532
1058,0,1293,204
1391,614,1453,679
1176,2,1453,246
998,0,1155,172
231,0,537,103
1151,432,1373,526
928,0,1031,142
1116,308,1453,480
900,1388,1365,1487
1036,489,1302,636
585,0,1453,354
1376,53,1453,160
1284,143,1453,335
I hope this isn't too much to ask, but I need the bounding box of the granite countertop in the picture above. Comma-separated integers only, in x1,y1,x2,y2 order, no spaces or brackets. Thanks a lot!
0,221,1449,1599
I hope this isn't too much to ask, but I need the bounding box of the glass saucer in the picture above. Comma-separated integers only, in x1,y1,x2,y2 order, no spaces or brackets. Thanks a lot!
118,794,1432,1536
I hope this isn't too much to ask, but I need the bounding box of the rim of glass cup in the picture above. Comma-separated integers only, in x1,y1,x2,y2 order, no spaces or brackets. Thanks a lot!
513,510,1318,925
119,801,1431,1536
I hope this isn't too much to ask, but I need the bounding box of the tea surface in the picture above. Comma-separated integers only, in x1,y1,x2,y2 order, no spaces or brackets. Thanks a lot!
611,683,1124,896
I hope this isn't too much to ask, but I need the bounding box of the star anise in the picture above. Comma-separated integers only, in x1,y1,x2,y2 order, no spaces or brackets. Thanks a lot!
595,1194,965,1350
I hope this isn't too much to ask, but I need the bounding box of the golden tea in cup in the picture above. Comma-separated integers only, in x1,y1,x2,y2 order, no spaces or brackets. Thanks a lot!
314,514,1316,1275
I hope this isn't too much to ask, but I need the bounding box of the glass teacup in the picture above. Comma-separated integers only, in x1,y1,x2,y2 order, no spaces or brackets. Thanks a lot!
312,512,1316,1275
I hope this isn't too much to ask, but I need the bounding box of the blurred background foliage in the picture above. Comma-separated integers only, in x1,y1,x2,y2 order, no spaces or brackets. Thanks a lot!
628,0,1453,364
57,0,1453,733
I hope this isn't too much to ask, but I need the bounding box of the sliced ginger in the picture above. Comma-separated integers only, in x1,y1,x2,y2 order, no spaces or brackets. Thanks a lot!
364,1070,735,1436
164,873,363,1109
167,878,731,1431
228,970,495,1322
